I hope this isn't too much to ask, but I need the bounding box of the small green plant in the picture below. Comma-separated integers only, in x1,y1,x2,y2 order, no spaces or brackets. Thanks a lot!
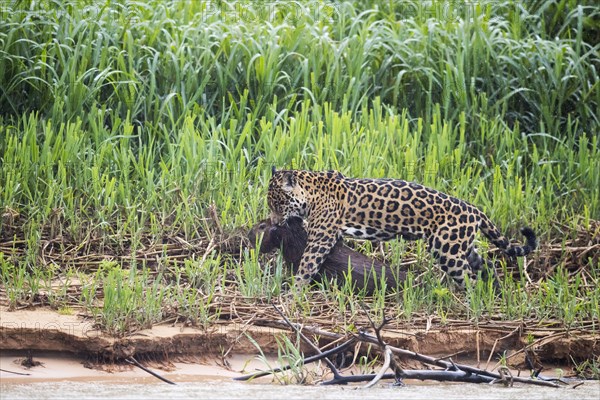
273,334,309,385
79,271,99,310
171,284,221,329
44,265,75,309
183,256,221,293
400,272,422,320
356,346,381,375
465,274,497,324
497,351,508,368
572,356,600,380
368,273,389,323
58,305,73,315
97,262,165,336
244,332,309,385
235,248,285,300
526,333,535,346
0,256,28,309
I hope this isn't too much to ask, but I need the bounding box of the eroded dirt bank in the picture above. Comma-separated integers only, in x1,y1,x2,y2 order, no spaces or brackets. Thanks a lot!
1,306,598,374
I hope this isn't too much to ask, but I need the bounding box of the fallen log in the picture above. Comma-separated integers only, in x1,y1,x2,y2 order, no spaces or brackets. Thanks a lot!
248,218,405,293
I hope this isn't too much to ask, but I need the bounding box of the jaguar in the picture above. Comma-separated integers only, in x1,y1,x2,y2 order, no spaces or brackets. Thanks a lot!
267,167,537,289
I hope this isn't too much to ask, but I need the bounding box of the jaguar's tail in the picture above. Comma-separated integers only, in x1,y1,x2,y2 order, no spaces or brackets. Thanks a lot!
505,227,538,256
479,214,538,256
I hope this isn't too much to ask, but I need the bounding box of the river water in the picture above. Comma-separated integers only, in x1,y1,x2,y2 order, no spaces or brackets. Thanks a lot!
2,379,599,400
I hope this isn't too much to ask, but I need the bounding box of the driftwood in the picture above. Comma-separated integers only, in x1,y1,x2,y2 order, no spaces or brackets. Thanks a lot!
271,304,346,381
248,218,405,292
0,368,31,376
235,306,572,389
125,357,176,385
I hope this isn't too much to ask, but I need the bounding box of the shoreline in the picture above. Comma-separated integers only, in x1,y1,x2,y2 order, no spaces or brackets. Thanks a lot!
0,351,258,384
1,306,598,380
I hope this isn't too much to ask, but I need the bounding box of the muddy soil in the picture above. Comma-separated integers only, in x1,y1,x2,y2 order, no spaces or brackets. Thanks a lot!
1,306,597,374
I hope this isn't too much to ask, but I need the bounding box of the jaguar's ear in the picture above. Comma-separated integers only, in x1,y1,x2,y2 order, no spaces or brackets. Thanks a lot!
282,171,296,192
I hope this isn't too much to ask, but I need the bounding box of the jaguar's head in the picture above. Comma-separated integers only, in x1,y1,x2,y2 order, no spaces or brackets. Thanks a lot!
267,167,309,225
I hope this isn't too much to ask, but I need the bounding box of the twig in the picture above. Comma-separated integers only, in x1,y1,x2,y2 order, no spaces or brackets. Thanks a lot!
208,203,223,237
491,330,571,371
485,325,521,371
272,303,345,380
447,358,459,371
359,304,404,387
198,237,216,269
490,366,513,387
125,357,176,385
325,370,495,384
356,330,560,388
261,321,563,388
234,338,356,381
364,346,392,389
476,330,481,368
433,350,465,362
0,368,31,376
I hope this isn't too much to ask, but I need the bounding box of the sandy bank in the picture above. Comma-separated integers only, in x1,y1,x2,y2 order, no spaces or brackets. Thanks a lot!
1,305,598,380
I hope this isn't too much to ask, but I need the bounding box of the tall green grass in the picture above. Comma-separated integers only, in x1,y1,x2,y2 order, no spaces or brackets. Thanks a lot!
1,1,597,137
0,0,598,334
2,99,597,241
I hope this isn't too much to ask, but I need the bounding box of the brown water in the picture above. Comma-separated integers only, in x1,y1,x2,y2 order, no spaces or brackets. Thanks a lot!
1,379,599,400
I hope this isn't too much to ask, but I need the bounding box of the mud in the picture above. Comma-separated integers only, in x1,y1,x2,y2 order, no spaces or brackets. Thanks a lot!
1,306,597,372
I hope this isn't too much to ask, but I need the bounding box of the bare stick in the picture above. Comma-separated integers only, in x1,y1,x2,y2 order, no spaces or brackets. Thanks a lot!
492,330,571,371
272,303,344,380
125,357,176,385
356,330,560,388
364,346,392,389
485,325,521,371
490,366,514,387
329,370,497,384
359,304,404,384
0,368,31,376
259,320,562,388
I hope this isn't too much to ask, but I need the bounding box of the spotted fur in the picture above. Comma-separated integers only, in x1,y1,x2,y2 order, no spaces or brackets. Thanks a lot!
267,168,537,288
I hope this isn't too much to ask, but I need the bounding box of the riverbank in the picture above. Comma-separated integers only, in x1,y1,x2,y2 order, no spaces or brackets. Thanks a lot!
1,305,598,379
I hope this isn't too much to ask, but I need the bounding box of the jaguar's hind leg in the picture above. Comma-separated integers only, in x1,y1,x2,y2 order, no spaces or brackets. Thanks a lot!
467,247,495,278
427,235,475,289
467,247,500,290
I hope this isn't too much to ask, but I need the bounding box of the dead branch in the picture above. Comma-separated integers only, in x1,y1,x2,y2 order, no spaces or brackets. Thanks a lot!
354,331,562,388
272,303,345,380
0,368,31,376
250,318,563,388
234,338,356,381
360,305,404,388
363,346,393,389
325,370,495,384
485,324,522,370
125,356,176,385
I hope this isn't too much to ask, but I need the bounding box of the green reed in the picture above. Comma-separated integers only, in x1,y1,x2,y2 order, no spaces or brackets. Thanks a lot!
0,0,598,335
